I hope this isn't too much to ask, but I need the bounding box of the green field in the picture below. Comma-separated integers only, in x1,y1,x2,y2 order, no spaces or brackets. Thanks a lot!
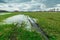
0,12,60,40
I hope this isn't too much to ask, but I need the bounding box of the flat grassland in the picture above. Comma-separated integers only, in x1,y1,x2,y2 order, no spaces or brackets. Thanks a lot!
0,12,60,40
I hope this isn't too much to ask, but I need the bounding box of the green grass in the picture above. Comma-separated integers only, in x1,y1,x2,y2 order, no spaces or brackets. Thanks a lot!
17,26,42,40
22,12,60,40
0,24,14,40
0,24,43,40
0,12,60,40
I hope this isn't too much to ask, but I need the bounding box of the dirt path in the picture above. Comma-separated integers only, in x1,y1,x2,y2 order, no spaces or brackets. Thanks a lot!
28,18,49,40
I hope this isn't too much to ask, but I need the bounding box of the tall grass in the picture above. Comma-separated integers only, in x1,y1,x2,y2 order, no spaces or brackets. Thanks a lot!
0,23,43,40
0,12,60,40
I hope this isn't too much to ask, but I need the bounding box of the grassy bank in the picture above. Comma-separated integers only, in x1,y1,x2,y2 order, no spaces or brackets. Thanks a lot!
0,12,60,40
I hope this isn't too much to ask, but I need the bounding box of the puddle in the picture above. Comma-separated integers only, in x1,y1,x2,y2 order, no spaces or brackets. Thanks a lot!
3,15,36,31
0,13,11,15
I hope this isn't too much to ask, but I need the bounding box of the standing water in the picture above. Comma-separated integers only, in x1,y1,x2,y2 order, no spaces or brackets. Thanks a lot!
3,14,36,31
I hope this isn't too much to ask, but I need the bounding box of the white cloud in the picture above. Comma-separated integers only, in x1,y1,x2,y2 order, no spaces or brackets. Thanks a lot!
45,4,60,11
4,0,31,3
0,0,60,11
55,4,60,7
0,0,47,11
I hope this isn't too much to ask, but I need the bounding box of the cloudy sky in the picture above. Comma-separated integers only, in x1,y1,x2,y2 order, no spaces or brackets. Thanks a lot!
0,0,60,11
